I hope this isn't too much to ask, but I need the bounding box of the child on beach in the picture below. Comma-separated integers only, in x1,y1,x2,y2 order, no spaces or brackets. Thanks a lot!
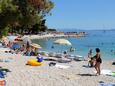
88,49,93,58
88,49,93,67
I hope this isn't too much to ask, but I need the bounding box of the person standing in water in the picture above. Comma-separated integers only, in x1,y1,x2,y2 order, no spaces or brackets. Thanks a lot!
94,48,102,75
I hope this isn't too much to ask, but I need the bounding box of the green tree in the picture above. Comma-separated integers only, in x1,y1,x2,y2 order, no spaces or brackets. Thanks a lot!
0,0,54,37
0,0,19,37
12,0,54,34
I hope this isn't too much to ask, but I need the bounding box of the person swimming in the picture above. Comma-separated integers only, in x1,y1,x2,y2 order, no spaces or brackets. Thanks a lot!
51,45,54,49
70,47,75,52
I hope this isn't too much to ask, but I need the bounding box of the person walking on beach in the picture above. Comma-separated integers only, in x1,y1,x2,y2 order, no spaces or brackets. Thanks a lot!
94,48,102,75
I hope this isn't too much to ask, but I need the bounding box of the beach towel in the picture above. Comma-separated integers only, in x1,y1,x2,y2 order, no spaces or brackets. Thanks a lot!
101,69,112,75
55,64,70,69
94,69,115,77
99,83,115,86
0,71,5,78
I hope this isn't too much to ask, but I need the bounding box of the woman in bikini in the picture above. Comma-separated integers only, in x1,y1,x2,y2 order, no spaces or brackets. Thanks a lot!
94,48,102,75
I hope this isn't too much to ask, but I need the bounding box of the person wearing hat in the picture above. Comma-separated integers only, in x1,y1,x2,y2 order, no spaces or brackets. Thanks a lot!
30,43,41,56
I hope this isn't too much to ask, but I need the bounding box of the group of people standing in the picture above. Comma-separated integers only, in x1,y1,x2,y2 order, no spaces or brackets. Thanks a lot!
88,48,102,75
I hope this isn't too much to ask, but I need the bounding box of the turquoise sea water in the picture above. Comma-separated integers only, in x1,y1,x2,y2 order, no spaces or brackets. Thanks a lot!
32,30,115,60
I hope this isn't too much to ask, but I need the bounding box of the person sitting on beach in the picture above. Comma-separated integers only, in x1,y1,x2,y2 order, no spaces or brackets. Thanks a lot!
24,47,31,56
20,44,26,52
30,46,38,56
88,57,96,67
94,48,102,75
15,48,21,54
30,49,36,56
88,49,93,67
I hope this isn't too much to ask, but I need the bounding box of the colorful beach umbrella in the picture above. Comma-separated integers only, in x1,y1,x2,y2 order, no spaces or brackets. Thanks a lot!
7,36,18,42
11,43,21,50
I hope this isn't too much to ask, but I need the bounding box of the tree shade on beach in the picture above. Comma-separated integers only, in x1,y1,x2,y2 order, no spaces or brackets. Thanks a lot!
0,0,54,37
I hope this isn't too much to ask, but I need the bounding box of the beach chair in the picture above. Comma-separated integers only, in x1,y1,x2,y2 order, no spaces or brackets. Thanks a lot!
55,53,63,58
74,55,84,61
65,54,75,61
48,52,56,57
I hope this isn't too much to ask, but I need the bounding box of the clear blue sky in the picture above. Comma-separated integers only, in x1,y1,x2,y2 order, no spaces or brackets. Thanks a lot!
45,0,115,30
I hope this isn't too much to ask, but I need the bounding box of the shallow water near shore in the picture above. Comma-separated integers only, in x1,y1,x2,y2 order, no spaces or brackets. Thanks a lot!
32,30,115,60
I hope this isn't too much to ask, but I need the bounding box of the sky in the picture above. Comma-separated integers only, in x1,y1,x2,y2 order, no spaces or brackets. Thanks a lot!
45,0,115,30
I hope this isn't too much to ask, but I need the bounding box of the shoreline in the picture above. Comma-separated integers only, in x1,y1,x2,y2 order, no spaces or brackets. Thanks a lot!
23,33,87,40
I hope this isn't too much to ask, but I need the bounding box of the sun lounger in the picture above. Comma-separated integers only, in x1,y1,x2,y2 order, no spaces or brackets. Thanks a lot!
65,55,74,61
48,52,56,57
58,58,71,63
0,48,11,53
93,69,115,77
55,64,70,69
74,55,84,61
55,53,64,58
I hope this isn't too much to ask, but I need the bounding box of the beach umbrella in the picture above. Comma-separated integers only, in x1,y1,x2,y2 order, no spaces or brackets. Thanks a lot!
11,43,21,50
54,39,72,46
53,39,72,53
30,43,42,49
7,36,18,42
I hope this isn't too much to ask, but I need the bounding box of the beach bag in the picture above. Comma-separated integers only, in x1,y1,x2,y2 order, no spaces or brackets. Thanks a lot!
0,71,5,78
37,57,43,62
112,62,115,65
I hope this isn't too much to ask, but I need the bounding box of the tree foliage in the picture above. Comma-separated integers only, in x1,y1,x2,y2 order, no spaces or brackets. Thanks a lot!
0,0,54,37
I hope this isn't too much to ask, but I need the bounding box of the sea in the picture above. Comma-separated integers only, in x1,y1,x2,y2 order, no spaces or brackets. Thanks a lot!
32,29,115,60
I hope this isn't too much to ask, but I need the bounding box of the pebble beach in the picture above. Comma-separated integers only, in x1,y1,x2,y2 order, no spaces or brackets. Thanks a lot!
0,53,114,86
